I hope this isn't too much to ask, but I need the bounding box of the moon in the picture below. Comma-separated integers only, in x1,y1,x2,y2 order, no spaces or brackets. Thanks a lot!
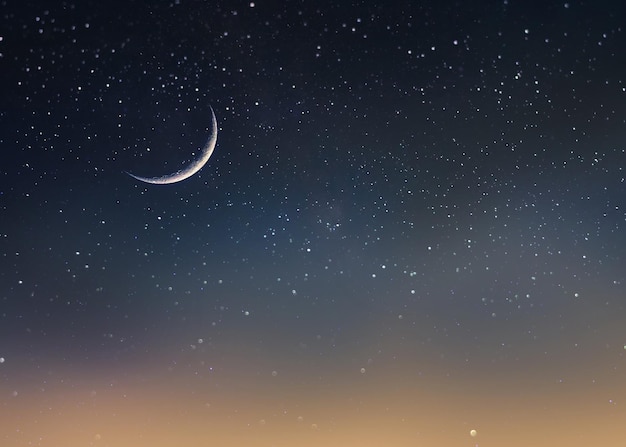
126,107,218,185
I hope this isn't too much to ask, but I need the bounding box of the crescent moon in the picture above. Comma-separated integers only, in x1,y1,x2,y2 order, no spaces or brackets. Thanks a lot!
126,107,218,185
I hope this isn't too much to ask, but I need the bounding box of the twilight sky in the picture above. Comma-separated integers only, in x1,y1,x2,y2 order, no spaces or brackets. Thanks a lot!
1,1,626,446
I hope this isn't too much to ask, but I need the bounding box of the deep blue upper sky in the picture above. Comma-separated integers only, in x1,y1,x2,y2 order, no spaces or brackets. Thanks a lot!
1,0,625,389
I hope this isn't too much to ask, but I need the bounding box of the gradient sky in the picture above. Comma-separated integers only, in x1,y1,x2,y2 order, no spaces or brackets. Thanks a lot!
1,1,626,446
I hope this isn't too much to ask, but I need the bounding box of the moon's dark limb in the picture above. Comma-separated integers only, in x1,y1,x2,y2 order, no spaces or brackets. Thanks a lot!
126,107,218,185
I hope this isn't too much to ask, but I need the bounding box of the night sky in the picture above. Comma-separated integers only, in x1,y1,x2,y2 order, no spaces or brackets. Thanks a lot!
2,1,626,445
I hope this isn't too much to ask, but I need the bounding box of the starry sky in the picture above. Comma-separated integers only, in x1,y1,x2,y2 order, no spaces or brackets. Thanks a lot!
1,0,626,446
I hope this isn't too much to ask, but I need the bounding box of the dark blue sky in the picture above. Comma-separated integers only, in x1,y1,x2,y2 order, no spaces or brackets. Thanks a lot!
1,1,626,445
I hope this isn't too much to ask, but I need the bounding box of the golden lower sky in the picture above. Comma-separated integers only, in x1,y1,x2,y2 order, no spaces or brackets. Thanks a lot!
2,356,625,447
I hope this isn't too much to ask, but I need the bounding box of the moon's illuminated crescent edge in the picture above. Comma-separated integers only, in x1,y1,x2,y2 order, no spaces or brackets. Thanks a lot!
126,107,218,185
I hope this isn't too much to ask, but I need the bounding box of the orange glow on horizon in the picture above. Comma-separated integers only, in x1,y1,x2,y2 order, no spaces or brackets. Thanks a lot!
2,363,625,447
